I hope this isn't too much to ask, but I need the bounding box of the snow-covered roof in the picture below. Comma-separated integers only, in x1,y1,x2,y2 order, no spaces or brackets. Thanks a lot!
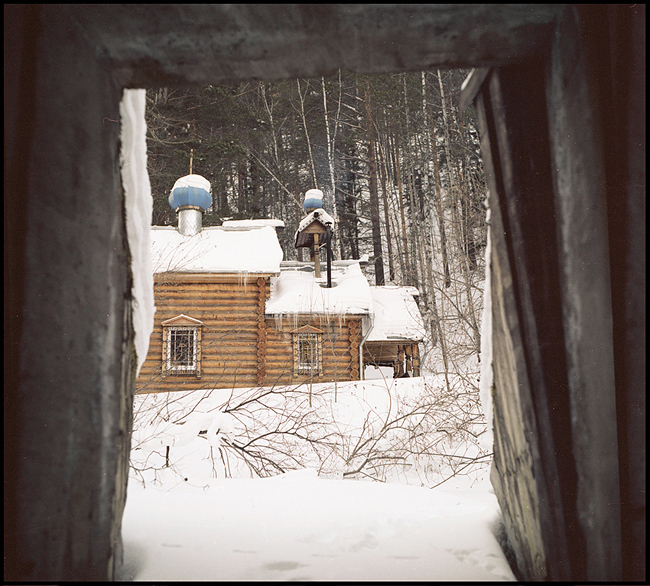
366,286,426,342
296,209,335,234
265,262,373,316
222,218,285,230
151,225,283,274
150,222,424,342
265,263,423,341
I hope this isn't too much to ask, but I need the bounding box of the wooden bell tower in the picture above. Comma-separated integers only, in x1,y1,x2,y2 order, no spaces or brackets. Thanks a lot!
294,189,334,286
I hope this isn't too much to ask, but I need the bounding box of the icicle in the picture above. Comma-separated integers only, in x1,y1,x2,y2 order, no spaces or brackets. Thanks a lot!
238,271,250,294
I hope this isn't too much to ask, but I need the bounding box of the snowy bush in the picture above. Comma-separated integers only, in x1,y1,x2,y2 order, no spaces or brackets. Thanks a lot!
129,374,491,490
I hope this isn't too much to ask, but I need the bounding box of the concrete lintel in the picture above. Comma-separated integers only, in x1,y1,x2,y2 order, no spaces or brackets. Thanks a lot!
62,4,563,87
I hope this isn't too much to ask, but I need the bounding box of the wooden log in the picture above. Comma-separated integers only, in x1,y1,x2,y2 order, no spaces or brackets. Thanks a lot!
154,289,270,300
155,279,263,289
155,272,275,284
154,305,260,314
155,289,262,300
201,360,258,370
265,340,352,352
198,367,259,376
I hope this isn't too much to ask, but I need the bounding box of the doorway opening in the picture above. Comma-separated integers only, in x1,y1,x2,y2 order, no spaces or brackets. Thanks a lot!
120,69,502,580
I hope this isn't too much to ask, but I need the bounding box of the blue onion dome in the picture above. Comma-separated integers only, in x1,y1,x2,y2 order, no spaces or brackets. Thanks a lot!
303,188,323,212
168,174,212,211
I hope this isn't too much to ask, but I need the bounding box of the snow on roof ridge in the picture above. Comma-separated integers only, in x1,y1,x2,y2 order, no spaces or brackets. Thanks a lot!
296,208,335,234
222,218,285,229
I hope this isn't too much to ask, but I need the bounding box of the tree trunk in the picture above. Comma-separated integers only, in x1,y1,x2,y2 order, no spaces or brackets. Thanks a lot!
296,78,318,188
376,137,395,282
364,79,385,286
393,128,410,285
456,107,479,271
322,75,339,217
237,156,247,214
429,105,452,288
437,70,481,354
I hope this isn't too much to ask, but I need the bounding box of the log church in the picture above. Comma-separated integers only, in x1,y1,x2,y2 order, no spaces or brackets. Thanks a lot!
136,181,424,393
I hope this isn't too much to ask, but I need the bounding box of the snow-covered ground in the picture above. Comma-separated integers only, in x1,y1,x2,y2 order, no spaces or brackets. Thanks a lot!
119,378,515,582
120,469,514,581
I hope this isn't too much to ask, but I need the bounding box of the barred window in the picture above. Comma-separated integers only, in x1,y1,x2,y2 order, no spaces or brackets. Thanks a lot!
292,326,323,376
161,315,203,377
167,326,198,372
297,333,319,373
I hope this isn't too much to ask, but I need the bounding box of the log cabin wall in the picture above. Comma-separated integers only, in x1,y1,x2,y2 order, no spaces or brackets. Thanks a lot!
137,273,273,393
137,273,363,392
264,315,362,386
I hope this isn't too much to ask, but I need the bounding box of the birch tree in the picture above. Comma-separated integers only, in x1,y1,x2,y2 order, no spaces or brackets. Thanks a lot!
364,78,385,286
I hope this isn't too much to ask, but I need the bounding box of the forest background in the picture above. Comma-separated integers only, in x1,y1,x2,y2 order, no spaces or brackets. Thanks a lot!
144,68,487,383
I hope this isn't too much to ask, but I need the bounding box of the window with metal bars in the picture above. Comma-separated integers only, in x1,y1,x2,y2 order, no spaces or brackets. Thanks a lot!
296,333,320,374
166,326,198,373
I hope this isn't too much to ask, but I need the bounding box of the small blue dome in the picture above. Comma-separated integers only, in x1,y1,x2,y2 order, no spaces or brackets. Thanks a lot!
168,174,212,211
303,188,323,211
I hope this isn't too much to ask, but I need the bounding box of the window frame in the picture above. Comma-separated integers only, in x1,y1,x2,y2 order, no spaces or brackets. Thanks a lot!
161,314,203,377
292,325,323,376
166,326,199,373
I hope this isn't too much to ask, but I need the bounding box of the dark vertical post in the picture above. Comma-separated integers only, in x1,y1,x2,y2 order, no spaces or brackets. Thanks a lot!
313,233,321,278
5,6,136,580
472,59,581,580
326,226,332,288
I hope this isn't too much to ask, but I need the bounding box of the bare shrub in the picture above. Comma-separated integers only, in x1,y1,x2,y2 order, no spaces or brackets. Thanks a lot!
129,373,491,489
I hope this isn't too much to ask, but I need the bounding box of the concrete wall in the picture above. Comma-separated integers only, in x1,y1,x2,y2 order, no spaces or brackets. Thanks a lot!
5,5,136,580
469,5,645,581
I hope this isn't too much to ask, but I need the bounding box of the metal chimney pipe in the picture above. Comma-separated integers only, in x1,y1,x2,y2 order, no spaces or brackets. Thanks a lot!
168,174,212,237
177,205,204,236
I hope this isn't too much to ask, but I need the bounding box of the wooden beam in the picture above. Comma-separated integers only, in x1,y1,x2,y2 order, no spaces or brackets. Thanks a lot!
458,67,491,112
313,233,320,278
256,277,267,386
545,7,623,578
155,272,277,283
474,59,576,580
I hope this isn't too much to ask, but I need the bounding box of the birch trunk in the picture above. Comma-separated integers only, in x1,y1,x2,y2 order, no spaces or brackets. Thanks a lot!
364,79,385,286
296,79,318,188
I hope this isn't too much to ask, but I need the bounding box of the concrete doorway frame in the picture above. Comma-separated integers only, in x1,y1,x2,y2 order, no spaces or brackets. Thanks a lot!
5,5,644,582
